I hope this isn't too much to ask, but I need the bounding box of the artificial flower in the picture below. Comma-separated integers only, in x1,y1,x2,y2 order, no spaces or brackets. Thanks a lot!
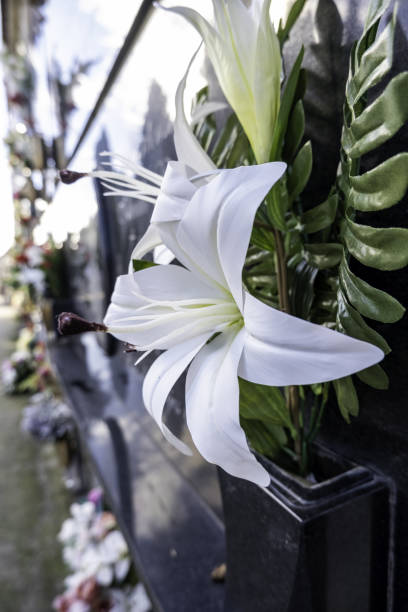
62,51,217,266
161,0,281,163
104,162,383,486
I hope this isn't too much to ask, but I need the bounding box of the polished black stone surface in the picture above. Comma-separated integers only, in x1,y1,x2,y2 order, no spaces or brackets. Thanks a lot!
51,334,225,612
219,449,390,612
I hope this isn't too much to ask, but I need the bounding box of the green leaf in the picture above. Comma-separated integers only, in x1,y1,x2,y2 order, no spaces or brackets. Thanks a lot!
17,373,39,393
347,11,395,107
304,243,343,269
266,182,287,231
337,291,391,354
363,0,392,34
238,378,293,432
343,72,408,158
343,215,408,271
302,194,338,234
333,376,359,422
211,113,239,164
250,226,275,252
290,260,318,320
211,113,252,168
224,130,253,168
241,418,287,459
132,259,157,272
356,364,389,389
277,0,307,47
287,141,312,201
354,0,391,66
339,257,405,323
348,152,408,211
283,99,305,162
270,47,304,160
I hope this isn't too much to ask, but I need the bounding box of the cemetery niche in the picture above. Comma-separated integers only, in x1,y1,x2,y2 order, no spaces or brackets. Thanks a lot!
3,0,407,611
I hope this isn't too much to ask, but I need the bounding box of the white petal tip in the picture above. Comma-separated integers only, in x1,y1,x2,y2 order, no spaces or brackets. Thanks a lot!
165,435,194,457
220,463,271,487
257,473,271,488
162,424,194,456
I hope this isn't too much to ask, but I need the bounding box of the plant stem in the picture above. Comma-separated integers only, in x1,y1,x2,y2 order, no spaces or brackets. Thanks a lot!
289,385,303,471
307,392,327,444
272,228,303,471
273,229,290,313
254,220,274,231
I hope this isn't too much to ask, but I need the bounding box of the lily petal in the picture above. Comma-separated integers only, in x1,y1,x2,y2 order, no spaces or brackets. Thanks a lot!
239,292,384,386
176,162,286,308
143,333,212,455
104,267,227,349
191,100,228,124
128,224,163,273
130,161,203,268
153,244,175,265
216,163,286,309
151,162,197,224
173,46,216,173
185,325,270,486
166,0,281,163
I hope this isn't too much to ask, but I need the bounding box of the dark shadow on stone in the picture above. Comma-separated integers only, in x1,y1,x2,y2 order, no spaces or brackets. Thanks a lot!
301,0,350,209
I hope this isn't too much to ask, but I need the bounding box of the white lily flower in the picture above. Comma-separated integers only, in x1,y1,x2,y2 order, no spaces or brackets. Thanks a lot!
104,162,383,486
73,51,216,266
160,0,281,163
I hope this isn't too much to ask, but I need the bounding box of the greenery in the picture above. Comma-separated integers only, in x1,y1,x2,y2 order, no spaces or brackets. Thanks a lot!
192,0,407,475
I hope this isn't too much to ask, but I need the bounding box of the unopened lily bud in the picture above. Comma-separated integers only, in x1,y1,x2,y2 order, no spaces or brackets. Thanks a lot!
57,312,107,336
165,0,282,163
59,169,87,184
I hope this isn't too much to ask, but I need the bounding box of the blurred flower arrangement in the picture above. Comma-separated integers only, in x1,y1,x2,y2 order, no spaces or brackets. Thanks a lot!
59,0,407,482
7,240,46,298
1,49,34,111
54,491,151,612
21,391,74,442
1,321,53,394
6,238,67,302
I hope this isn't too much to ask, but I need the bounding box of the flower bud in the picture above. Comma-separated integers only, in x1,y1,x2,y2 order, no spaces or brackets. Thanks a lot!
57,312,107,336
59,170,87,184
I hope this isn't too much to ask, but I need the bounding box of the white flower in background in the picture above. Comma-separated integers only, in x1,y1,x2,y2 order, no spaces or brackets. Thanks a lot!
62,52,216,266
25,244,44,267
59,501,131,590
104,162,383,486
58,518,78,544
11,350,31,363
109,584,151,612
17,266,45,294
66,601,89,612
161,0,281,163
1,360,17,389
70,501,95,524
97,530,130,584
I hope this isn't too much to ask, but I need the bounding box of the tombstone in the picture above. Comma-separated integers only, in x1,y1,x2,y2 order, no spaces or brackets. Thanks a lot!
48,1,407,610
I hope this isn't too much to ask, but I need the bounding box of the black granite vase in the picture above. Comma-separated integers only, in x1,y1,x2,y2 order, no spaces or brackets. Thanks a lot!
218,446,390,612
